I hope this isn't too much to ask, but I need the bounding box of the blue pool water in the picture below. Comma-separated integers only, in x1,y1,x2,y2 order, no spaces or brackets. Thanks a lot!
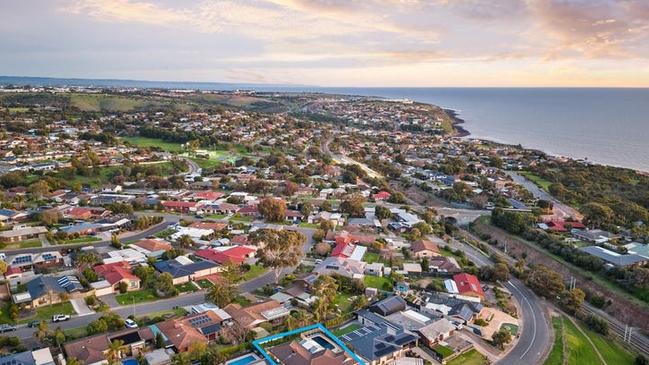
312,335,335,350
122,360,138,365
227,355,257,365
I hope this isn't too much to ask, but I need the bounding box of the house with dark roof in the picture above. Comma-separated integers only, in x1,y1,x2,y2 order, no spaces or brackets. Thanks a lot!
153,257,220,285
422,293,483,324
156,311,227,351
370,296,407,317
343,309,418,365
22,275,83,308
0,348,54,365
64,327,153,365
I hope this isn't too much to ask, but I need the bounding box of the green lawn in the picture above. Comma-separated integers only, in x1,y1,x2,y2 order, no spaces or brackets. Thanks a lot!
116,289,158,305
20,302,75,323
64,326,89,340
155,228,176,238
543,317,563,365
363,252,380,264
70,94,147,112
121,136,184,152
175,282,199,293
333,293,353,313
363,275,392,290
207,214,228,220
242,264,267,281
298,222,320,228
5,239,43,249
332,323,361,337
0,302,15,324
520,171,552,191
61,236,101,244
230,214,254,223
501,323,519,336
446,349,488,365
564,318,605,365
583,325,635,365
433,344,454,359
197,279,214,289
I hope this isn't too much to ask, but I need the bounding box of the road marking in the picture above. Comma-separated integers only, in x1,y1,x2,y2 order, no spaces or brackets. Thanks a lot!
507,280,537,359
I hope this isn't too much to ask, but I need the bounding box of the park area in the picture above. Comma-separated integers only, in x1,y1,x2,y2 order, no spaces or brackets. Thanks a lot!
544,316,636,365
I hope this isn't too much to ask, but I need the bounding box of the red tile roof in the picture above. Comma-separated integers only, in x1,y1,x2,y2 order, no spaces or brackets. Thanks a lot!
372,191,392,200
453,273,485,298
192,191,224,200
161,200,196,208
94,261,139,285
331,242,355,258
195,246,256,265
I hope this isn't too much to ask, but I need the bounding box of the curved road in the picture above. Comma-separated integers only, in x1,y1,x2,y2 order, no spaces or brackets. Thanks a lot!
447,235,551,365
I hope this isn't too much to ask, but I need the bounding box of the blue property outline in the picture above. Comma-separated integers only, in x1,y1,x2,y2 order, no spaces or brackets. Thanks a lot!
251,323,366,365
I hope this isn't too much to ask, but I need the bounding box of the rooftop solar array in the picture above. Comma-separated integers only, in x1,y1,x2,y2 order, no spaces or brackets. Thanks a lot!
188,314,211,327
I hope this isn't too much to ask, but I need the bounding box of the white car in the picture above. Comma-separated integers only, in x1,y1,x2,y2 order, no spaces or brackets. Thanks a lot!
124,319,138,328
52,314,71,322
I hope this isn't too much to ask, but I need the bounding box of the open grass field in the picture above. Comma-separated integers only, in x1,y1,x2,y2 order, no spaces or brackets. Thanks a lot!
121,136,184,152
520,171,552,191
447,349,488,365
116,288,158,305
544,315,635,365
70,94,147,112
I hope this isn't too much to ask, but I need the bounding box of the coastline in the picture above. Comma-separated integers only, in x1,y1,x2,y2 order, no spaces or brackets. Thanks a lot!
444,108,470,137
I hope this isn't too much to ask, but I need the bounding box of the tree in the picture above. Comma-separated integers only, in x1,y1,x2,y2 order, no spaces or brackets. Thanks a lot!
340,194,365,217
314,242,331,256
375,205,392,220
582,202,615,228
526,265,565,299
156,272,178,297
300,202,314,217
0,260,7,276
635,355,648,365
39,209,60,226
492,329,512,349
258,198,287,222
111,234,122,249
75,252,99,268
206,277,238,307
155,332,165,348
222,321,250,344
312,275,338,321
389,192,407,204
66,358,81,365
34,321,49,344
253,229,305,283
118,281,128,294
177,234,194,248
286,309,311,330
53,327,66,351
492,262,510,282
560,288,585,314
106,339,127,365
28,180,50,200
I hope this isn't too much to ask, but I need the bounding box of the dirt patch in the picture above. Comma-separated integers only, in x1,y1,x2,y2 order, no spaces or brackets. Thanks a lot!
473,220,649,331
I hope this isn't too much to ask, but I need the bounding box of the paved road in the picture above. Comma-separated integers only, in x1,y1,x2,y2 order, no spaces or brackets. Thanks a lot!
446,235,551,365
507,171,581,220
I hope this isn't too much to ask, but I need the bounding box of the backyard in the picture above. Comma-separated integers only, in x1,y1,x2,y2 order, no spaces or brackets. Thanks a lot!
363,275,392,290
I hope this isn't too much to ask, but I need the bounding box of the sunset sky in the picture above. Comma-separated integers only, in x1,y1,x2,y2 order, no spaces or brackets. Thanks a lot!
2,0,649,87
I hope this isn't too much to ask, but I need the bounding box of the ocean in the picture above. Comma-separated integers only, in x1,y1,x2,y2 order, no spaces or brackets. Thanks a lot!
2,77,648,172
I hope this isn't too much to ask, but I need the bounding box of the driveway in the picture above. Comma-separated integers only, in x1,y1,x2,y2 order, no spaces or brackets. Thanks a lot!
70,298,95,316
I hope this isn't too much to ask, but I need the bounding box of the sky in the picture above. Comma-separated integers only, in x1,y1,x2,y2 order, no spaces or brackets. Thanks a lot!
2,0,649,87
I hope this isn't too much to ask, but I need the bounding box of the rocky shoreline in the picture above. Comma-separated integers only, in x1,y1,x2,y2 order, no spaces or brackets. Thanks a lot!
444,108,470,137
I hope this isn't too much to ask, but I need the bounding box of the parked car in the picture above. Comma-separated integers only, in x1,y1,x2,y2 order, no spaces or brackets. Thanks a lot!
52,314,71,322
124,319,138,328
28,320,40,328
0,324,16,333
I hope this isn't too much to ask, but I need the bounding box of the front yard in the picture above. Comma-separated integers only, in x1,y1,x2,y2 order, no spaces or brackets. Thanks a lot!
116,288,158,305
20,302,75,323
175,282,199,293
446,349,488,365
242,264,267,281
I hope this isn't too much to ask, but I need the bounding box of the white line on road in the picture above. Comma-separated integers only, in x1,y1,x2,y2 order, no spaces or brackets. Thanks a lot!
507,280,537,359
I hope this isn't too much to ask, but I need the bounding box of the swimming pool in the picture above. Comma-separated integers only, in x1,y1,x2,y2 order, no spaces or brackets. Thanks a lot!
312,335,335,350
122,359,138,365
226,354,259,365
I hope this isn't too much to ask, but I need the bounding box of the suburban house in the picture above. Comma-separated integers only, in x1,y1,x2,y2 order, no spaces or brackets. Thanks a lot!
269,336,356,365
331,240,367,261
154,256,220,284
18,275,83,308
427,256,462,274
64,327,154,365
410,239,441,258
224,299,290,329
573,229,619,244
346,309,418,365
7,251,63,271
372,191,391,201
417,318,456,348
0,225,47,243
579,246,647,267
160,200,197,214
314,257,366,279
195,246,256,265
453,273,485,300
0,348,54,365
129,238,172,255
94,261,141,292
423,293,484,324
156,310,228,351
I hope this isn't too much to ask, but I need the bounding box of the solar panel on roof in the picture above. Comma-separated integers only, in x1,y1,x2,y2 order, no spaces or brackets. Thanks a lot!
375,346,397,358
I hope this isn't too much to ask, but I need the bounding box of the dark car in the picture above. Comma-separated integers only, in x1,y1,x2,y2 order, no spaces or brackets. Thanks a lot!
28,320,40,328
